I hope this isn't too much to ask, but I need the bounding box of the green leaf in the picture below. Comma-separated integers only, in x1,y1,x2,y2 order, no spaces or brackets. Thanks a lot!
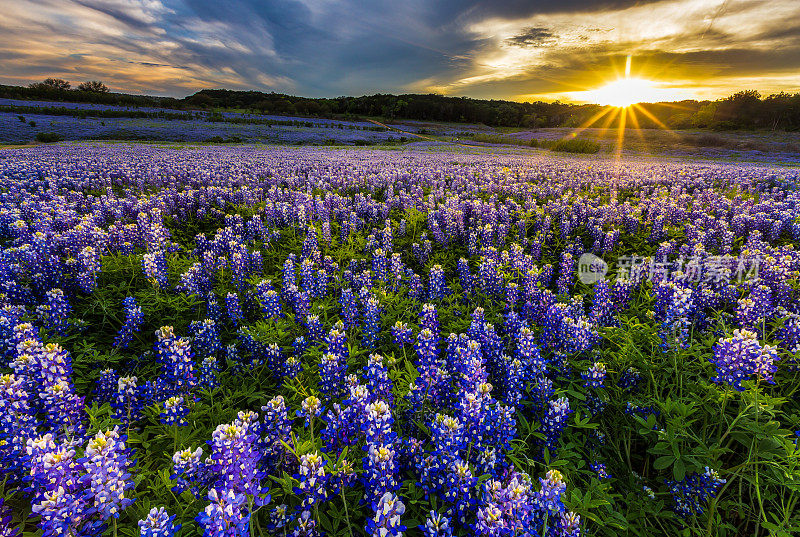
654,456,675,470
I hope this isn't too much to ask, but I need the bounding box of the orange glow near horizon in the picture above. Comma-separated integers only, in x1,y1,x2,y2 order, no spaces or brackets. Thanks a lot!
548,57,687,176
566,56,692,107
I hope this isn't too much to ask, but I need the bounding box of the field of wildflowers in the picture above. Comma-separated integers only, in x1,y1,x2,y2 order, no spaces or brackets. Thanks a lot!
1,143,799,537
0,100,395,145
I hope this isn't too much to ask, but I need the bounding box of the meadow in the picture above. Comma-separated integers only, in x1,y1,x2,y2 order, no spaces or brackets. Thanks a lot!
5,98,799,166
0,142,799,537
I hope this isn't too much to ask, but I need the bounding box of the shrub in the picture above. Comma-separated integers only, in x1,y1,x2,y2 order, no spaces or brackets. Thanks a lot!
472,133,503,144
35,132,62,143
546,138,600,153
693,133,728,147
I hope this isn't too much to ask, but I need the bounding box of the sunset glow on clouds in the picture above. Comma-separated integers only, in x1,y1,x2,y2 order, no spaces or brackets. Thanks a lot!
0,0,798,101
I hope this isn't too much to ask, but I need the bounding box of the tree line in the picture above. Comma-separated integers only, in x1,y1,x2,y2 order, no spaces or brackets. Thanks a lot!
2,79,799,130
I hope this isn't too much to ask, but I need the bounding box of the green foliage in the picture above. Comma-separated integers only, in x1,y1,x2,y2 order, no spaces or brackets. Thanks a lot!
35,131,62,143
545,138,601,154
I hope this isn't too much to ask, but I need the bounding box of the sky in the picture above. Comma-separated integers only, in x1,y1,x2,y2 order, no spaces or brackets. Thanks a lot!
0,0,799,103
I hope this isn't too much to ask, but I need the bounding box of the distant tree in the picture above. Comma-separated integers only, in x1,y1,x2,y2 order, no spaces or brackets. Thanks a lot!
77,81,108,93
691,103,717,128
187,93,214,109
716,90,762,128
29,78,71,91
272,99,296,115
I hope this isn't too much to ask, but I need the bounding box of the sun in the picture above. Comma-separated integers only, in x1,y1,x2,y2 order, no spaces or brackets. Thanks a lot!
580,77,665,107
567,56,690,106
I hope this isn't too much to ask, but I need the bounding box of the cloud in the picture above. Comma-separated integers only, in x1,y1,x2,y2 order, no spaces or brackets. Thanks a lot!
426,0,800,100
0,0,797,99
506,27,556,48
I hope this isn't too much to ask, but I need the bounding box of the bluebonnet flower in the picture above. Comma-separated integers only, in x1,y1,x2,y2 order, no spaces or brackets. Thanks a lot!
292,335,307,358
156,332,197,397
340,288,359,330
30,485,93,537
753,344,779,385
298,396,323,428
160,396,189,427
556,511,582,537
142,251,169,290
457,258,473,295
475,503,504,536
1,374,35,481
391,322,412,347
225,292,244,324
0,497,17,537
305,315,324,343
199,356,220,391
170,447,209,497
365,354,394,406
618,367,641,392
319,352,347,401
138,507,180,537
589,279,613,326
420,303,440,335
582,362,607,388
535,469,567,514
190,319,221,358
256,281,282,319
113,376,144,426
590,462,611,480
266,504,290,534
430,413,466,457
196,488,249,537
81,426,135,520
666,467,725,518
113,297,143,348
364,400,396,444
414,328,439,379
654,281,694,350
292,509,319,537
421,511,453,537
38,288,71,335
293,451,329,508
541,397,572,455
265,343,285,378
366,492,406,537
429,265,447,301
556,253,574,296
363,443,399,505
26,433,89,535
362,296,381,349
77,246,101,293
499,355,523,407
372,249,388,282
443,458,477,524
261,395,291,455
517,326,546,383
710,329,777,390
284,355,303,380
208,412,270,505
321,402,359,455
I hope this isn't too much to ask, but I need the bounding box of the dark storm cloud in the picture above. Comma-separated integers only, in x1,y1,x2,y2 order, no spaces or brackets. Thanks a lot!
506,27,555,47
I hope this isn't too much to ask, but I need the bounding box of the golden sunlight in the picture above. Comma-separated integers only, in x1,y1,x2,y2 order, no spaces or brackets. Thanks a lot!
568,56,690,106
578,77,668,107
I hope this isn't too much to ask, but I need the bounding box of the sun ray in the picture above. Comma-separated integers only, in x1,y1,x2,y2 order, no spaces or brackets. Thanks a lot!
614,106,628,174
565,106,615,139
631,103,682,137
